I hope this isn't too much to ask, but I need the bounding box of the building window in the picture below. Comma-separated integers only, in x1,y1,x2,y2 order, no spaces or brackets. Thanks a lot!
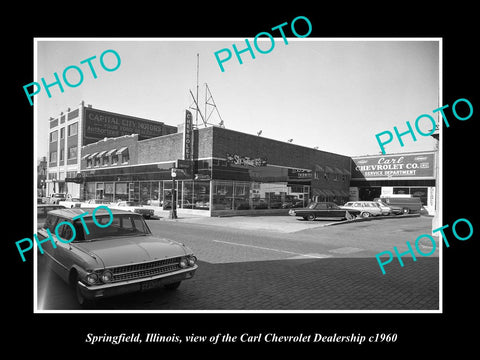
68,122,78,137
68,146,77,159
49,131,58,143
59,149,64,161
68,108,79,120
111,154,119,165
49,151,57,163
122,152,130,164
60,127,65,139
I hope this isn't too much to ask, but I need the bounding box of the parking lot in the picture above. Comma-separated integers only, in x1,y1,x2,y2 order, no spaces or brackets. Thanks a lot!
36,214,439,311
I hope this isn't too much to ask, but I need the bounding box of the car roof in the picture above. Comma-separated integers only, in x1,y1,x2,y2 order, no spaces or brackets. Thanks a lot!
47,207,135,219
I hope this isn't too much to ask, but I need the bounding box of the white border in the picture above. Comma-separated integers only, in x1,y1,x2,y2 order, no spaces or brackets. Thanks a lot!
33,37,442,314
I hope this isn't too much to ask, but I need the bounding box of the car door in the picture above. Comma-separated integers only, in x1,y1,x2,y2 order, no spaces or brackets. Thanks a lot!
327,203,342,217
314,203,328,217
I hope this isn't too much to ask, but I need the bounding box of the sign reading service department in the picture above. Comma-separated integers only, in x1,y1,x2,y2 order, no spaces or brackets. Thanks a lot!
351,152,435,180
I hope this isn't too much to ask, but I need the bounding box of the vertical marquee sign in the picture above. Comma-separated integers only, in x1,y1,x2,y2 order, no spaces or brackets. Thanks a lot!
181,110,194,178
184,110,193,161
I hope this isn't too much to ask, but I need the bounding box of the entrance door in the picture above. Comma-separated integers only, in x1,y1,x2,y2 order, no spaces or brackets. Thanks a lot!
359,187,381,201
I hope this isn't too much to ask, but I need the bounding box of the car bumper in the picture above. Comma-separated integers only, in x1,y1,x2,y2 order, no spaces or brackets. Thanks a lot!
77,265,198,300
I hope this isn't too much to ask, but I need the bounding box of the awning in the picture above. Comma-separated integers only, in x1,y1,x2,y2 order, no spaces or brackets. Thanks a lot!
81,154,91,160
96,150,107,158
116,147,128,155
105,148,117,156
315,165,324,172
323,189,335,197
342,168,351,176
88,152,98,159
324,166,334,173
334,167,344,174
312,188,327,197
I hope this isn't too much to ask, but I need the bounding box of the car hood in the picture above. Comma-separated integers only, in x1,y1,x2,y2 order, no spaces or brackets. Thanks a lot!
71,235,189,268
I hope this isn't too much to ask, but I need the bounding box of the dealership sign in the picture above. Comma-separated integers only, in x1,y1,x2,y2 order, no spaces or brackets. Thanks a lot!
184,110,193,161
226,153,267,167
351,152,435,180
84,108,165,143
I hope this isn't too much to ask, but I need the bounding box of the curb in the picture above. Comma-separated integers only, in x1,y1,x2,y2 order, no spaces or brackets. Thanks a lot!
320,213,421,227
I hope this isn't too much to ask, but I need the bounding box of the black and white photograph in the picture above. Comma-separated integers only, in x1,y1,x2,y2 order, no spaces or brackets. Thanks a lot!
33,38,441,312
7,5,478,355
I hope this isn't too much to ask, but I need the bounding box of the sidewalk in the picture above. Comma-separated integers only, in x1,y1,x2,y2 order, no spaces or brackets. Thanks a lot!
151,209,425,234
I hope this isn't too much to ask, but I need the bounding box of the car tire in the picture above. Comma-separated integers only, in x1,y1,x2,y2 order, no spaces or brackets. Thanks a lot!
307,214,316,221
164,281,181,290
361,212,371,218
402,208,410,214
72,273,95,308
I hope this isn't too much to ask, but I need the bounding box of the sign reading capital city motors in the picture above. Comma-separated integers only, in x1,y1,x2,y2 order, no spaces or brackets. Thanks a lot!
84,108,166,144
351,152,435,180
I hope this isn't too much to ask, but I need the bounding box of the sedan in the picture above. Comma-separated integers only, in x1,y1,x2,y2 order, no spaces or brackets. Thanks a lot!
288,202,361,221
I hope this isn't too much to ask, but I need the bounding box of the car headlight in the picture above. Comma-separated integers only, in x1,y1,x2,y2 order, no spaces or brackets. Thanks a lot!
187,255,197,266
100,270,113,283
86,272,99,285
179,258,188,268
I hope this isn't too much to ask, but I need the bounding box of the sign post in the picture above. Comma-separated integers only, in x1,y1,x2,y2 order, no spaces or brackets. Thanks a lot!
169,168,178,219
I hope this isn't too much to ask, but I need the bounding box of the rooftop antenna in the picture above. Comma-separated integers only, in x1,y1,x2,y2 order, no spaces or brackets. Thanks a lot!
204,83,224,128
188,53,225,128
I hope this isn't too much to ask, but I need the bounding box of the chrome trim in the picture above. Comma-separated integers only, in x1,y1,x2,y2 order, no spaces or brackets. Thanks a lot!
77,265,198,291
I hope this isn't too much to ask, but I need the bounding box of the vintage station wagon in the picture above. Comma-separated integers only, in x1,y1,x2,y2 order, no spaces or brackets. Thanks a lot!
37,208,198,307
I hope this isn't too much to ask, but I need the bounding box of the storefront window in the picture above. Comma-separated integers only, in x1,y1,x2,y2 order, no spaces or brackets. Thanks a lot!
234,182,250,210
86,183,95,200
104,182,114,202
115,182,128,202
213,180,233,210
194,181,210,210
140,182,151,205
96,183,104,199
151,182,160,206
182,181,194,208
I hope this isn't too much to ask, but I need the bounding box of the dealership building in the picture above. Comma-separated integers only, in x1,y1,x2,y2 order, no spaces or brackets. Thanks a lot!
349,151,437,215
45,103,437,216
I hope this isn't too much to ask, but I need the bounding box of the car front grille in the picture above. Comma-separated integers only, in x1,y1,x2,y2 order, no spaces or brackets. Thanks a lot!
110,257,182,283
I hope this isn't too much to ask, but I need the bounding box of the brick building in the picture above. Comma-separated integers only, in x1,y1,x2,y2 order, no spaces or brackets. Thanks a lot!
78,110,352,216
46,102,177,198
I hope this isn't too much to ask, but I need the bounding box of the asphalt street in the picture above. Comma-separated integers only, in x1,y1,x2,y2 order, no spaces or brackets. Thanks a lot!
36,215,439,311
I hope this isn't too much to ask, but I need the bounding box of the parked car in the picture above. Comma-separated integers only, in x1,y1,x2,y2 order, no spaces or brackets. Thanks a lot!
38,208,198,306
340,201,383,217
59,198,82,208
288,202,360,221
281,200,305,209
37,204,66,228
80,199,112,207
375,196,422,214
373,199,403,215
109,201,155,219
48,193,68,204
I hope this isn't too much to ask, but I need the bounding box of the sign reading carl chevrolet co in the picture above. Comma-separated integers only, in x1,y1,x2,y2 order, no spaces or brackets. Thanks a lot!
351,152,435,180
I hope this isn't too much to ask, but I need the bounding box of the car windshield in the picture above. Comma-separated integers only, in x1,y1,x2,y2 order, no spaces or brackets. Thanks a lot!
72,214,151,241
308,203,317,209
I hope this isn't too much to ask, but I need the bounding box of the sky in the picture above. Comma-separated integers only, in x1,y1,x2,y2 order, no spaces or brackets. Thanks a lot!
35,38,440,159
